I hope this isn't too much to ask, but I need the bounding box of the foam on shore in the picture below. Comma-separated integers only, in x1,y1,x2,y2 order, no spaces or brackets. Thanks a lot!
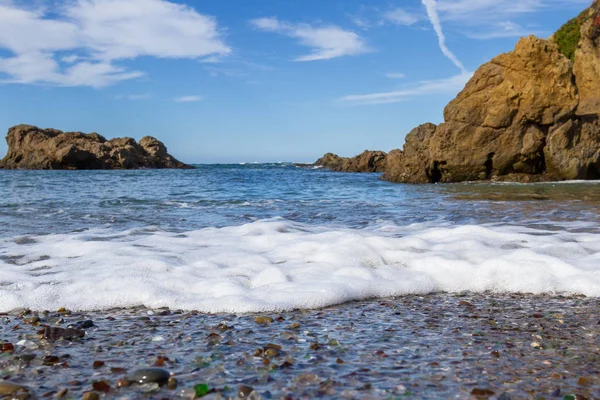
0,219,599,313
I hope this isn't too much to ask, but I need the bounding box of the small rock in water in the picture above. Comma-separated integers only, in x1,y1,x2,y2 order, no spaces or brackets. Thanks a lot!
81,392,99,400
167,377,178,390
42,326,85,341
1,343,15,352
131,368,170,386
16,340,38,350
471,388,495,398
92,381,110,393
0,382,29,396
68,320,94,330
255,316,274,325
239,385,260,399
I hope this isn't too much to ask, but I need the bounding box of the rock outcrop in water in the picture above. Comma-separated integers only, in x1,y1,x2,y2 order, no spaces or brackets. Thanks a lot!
314,150,387,173
317,2,600,183
0,125,192,170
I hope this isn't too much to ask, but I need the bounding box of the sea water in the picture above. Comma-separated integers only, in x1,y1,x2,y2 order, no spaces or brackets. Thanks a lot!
0,164,599,312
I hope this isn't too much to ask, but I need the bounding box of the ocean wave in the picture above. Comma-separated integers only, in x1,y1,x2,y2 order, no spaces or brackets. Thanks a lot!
0,219,598,313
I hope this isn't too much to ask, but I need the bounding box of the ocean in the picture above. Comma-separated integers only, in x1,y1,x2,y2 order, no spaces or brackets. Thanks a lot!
1,164,599,313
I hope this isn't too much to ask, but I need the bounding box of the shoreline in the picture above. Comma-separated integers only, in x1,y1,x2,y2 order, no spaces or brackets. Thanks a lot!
1,293,598,399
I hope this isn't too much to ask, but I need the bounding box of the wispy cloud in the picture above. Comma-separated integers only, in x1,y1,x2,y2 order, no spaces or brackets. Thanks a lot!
339,72,473,105
174,95,203,103
436,0,590,22
435,0,591,39
383,8,420,26
466,21,538,39
250,17,369,61
385,72,406,79
116,93,151,100
350,6,422,30
0,0,230,87
421,0,466,73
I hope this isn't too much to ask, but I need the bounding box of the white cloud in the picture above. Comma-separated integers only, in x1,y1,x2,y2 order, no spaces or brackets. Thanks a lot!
174,95,203,103
116,93,151,100
421,0,467,73
435,0,591,39
466,21,537,39
0,0,230,87
250,17,369,61
436,0,590,22
61,55,80,64
385,72,406,79
383,8,420,26
339,72,473,105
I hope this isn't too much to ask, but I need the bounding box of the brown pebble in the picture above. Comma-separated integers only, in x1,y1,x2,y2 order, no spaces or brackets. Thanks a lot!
81,392,99,400
23,316,41,325
336,358,344,364
1,343,15,352
116,379,129,388
110,367,127,374
91,381,110,393
92,361,104,369
578,376,592,386
471,388,495,398
0,382,29,396
54,388,68,398
42,326,85,341
43,355,60,365
238,385,254,398
167,377,178,390
255,316,274,325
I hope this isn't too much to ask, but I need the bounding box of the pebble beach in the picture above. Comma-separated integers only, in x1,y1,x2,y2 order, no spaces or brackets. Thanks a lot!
1,294,599,399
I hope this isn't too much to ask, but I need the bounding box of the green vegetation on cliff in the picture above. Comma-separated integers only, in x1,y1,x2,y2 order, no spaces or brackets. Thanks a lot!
553,14,582,62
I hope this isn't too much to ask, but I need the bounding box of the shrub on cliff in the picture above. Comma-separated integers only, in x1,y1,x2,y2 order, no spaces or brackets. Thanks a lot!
554,15,582,62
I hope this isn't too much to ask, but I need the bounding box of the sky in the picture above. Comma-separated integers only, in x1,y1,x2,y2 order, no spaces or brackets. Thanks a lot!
0,0,592,163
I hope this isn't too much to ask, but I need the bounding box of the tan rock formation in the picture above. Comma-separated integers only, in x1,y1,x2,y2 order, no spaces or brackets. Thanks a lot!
383,0,600,184
0,125,192,170
573,4,600,115
315,150,388,173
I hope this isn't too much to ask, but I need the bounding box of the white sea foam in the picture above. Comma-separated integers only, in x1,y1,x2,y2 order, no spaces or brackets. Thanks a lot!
0,219,599,313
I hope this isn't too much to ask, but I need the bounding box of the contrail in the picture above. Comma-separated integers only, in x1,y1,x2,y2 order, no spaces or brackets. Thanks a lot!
421,0,466,73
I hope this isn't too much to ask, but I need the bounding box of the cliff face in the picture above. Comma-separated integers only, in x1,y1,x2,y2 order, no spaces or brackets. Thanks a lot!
383,1,600,183
0,125,192,170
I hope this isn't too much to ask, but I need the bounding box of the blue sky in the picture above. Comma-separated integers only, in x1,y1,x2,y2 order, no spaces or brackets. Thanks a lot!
0,0,591,163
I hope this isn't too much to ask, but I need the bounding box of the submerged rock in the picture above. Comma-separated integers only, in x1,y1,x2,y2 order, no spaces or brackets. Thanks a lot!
0,125,192,170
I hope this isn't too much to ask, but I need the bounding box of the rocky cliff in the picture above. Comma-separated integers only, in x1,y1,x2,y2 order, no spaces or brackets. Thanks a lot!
384,1,600,184
318,1,600,183
0,125,192,170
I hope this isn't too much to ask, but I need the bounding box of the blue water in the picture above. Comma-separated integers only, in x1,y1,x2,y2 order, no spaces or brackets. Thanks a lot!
1,164,600,312
1,164,600,237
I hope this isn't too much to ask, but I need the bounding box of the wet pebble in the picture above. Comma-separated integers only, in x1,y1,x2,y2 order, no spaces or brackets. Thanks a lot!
42,326,85,341
131,368,170,386
81,392,99,400
0,382,29,396
255,316,274,325
238,385,255,398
